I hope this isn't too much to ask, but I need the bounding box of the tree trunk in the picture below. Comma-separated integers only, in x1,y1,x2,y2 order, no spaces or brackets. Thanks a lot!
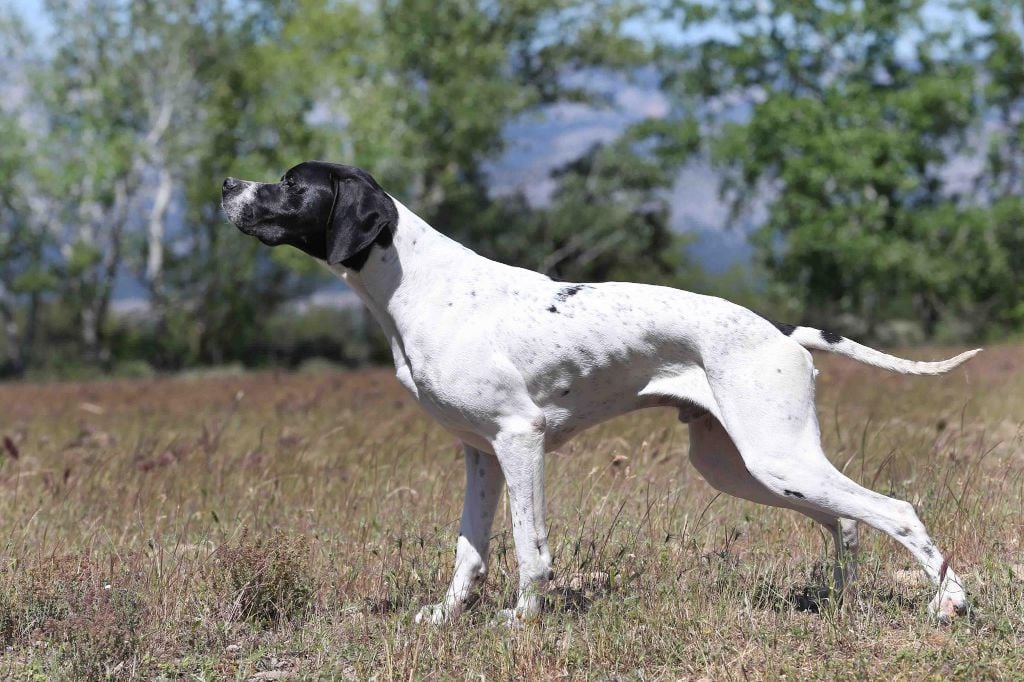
146,166,173,291
83,179,131,366
81,306,101,363
0,298,23,376
21,291,39,371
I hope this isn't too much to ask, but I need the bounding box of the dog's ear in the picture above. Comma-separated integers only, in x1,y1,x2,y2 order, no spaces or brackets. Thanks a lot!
326,173,395,267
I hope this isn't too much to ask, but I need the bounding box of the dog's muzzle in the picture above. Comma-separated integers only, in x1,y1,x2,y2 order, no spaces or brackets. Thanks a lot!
221,177,254,226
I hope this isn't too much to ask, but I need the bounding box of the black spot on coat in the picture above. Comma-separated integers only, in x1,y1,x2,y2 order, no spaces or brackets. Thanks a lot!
555,284,590,302
756,312,796,336
547,305,558,313
821,329,843,344
783,489,806,499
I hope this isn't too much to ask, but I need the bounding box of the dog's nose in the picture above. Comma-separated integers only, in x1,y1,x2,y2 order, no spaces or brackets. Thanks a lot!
223,177,240,192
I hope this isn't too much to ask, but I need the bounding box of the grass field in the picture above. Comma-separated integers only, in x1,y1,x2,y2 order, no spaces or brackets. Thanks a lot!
0,346,1021,680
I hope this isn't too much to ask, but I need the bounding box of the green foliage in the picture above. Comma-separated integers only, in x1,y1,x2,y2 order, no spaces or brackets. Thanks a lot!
3,0,1023,377
462,139,700,285
0,0,694,377
149,0,324,365
275,0,672,290
661,0,1024,339
263,305,389,367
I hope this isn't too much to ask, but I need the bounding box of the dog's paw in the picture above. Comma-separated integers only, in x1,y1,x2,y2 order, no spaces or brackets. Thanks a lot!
488,604,542,629
488,608,522,629
928,592,968,624
414,603,448,625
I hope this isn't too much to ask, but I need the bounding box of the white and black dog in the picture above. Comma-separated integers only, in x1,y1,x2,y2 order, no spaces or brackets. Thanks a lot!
222,161,978,624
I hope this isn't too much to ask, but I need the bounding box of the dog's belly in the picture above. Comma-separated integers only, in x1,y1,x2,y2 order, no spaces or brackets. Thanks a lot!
540,399,658,451
534,361,716,451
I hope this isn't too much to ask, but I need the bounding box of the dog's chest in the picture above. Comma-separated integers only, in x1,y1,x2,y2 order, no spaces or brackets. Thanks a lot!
392,335,505,430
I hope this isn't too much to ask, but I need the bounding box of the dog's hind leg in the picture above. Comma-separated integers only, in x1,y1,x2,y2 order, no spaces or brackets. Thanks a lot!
415,444,504,624
708,342,966,621
743,445,963,620
687,412,859,593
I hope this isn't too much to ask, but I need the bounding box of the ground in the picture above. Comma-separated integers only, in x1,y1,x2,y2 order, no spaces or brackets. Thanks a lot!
0,346,1021,680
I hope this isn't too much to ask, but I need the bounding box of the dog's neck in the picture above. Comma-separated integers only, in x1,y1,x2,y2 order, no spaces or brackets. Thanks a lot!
327,198,476,381
329,196,468,308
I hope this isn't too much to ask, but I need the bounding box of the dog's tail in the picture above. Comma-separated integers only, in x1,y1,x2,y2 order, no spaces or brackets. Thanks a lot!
767,320,981,376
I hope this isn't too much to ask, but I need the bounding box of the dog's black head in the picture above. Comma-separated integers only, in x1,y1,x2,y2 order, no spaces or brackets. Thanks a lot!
221,161,397,270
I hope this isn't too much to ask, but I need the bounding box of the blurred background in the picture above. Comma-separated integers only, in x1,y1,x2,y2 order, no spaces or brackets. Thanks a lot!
0,0,1021,380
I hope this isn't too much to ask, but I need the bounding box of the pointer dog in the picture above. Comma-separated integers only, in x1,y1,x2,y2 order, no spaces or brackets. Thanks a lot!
222,161,978,624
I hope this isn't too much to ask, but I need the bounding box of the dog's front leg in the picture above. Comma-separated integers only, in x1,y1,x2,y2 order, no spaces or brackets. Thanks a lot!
415,445,504,624
492,422,552,625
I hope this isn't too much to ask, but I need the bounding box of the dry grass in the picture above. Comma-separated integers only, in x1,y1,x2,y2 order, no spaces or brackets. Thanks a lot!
0,346,1021,680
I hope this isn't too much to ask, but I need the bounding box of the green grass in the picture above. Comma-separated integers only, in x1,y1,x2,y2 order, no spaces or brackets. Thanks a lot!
0,346,1021,680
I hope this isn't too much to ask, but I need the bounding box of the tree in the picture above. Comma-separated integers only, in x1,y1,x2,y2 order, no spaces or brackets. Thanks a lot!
27,0,152,364
657,0,1019,339
0,0,323,371
271,0,694,284
141,0,324,366
0,111,50,375
2,0,223,366
0,0,706,375
0,14,59,375
463,136,699,285
958,0,1024,332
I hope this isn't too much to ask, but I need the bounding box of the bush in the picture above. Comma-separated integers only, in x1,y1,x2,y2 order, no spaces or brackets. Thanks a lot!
261,305,387,368
2,554,146,680
53,584,144,680
215,530,314,627
111,359,157,379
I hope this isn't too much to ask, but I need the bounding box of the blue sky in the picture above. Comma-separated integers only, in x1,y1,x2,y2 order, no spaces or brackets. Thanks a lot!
11,0,49,37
